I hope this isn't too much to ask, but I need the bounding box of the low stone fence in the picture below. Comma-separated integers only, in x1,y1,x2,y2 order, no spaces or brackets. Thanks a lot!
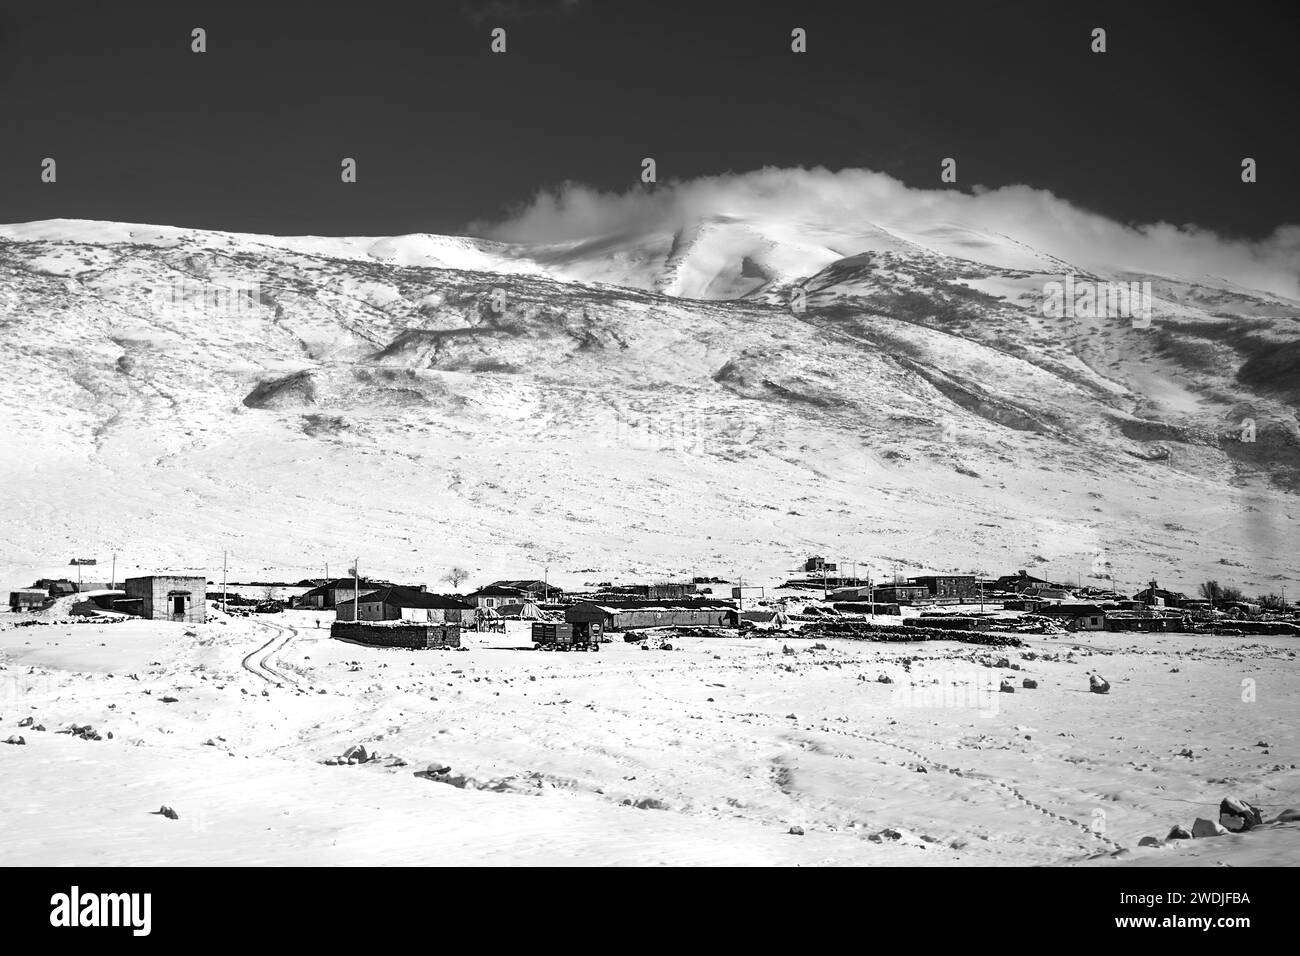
331,621,461,649
799,621,1024,647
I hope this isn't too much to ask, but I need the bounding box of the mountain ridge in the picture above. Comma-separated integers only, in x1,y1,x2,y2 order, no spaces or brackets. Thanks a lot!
1,216,1296,596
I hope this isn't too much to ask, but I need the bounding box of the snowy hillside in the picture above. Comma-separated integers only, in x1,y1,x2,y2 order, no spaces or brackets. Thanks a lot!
0,217,1297,596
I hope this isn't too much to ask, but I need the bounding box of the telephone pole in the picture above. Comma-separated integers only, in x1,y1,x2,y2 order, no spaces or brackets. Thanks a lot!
222,550,228,614
353,557,359,622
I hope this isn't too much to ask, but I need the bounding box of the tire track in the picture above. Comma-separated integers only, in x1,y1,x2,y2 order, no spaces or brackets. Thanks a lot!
241,620,301,688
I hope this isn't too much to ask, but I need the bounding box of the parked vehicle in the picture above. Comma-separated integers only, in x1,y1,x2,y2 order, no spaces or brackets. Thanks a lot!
531,621,602,652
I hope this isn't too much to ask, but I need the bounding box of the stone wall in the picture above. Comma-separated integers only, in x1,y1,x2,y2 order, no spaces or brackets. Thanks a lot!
330,621,461,649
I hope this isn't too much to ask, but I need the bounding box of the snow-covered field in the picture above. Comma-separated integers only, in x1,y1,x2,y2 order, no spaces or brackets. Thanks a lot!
2,609,1296,866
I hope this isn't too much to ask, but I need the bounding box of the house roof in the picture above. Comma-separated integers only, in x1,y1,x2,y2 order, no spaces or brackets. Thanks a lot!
1035,604,1107,616
471,585,529,597
571,599,734,611
488,579,559,592
1134,586,1184,598
996,572,1052,584
302,578,392,599
358,587,473,610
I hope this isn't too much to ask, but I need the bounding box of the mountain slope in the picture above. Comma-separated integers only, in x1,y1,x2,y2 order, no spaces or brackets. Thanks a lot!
0,218,1297,595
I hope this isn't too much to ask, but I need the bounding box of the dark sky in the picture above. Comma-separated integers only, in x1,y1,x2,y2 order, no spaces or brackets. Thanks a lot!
1,0,1295,239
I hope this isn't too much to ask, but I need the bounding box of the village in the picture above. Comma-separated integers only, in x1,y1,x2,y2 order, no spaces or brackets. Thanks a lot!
8,554,1297,649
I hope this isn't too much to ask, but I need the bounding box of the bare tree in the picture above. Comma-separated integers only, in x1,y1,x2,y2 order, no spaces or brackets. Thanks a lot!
443,567,469,590
1257,593,1286,612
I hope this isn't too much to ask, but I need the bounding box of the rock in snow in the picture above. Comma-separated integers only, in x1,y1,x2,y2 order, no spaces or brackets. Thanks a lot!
1219,797,1264,832
1191,817,1228,838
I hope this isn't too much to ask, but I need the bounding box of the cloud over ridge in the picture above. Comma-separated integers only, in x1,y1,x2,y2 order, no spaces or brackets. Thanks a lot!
474,166,1300,299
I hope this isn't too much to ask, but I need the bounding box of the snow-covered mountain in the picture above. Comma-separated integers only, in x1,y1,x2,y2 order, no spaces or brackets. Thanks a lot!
1,217,1297,596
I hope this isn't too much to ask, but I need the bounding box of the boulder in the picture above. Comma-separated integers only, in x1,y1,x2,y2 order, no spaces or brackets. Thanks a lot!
999,681,1015,693
788,825,805,836
3,735,26,746
1191,817,1228,838
1166,825,1193,840
1273,808,1300,823
1219,797,1264,832
17,716,34,727
1022,678,1038,689
1088,674,1110,695
341,744,374,763
1138,836,1162,847
158,806,179,820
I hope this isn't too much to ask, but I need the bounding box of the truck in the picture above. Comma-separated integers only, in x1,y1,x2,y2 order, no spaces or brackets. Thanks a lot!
531,621,602,652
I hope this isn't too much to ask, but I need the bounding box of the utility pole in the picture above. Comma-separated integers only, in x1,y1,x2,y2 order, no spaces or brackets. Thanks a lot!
353,557,359,622
111,553,116,591
222,550,228,614
544,566,549,604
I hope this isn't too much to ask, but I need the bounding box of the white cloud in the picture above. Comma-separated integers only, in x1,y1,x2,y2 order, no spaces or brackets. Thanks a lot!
473,166,1300,299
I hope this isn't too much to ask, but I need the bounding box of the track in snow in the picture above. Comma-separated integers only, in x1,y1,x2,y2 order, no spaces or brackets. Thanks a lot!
241,620,300,688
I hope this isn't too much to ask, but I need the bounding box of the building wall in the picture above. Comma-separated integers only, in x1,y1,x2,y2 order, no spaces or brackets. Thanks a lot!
641,584,698,601
610,609,735,630
335,599,388,622
337,601,472,623
475,594,524,608
912,576,977,599
397,606,471,623
873,587,930,603
123,576,206,623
